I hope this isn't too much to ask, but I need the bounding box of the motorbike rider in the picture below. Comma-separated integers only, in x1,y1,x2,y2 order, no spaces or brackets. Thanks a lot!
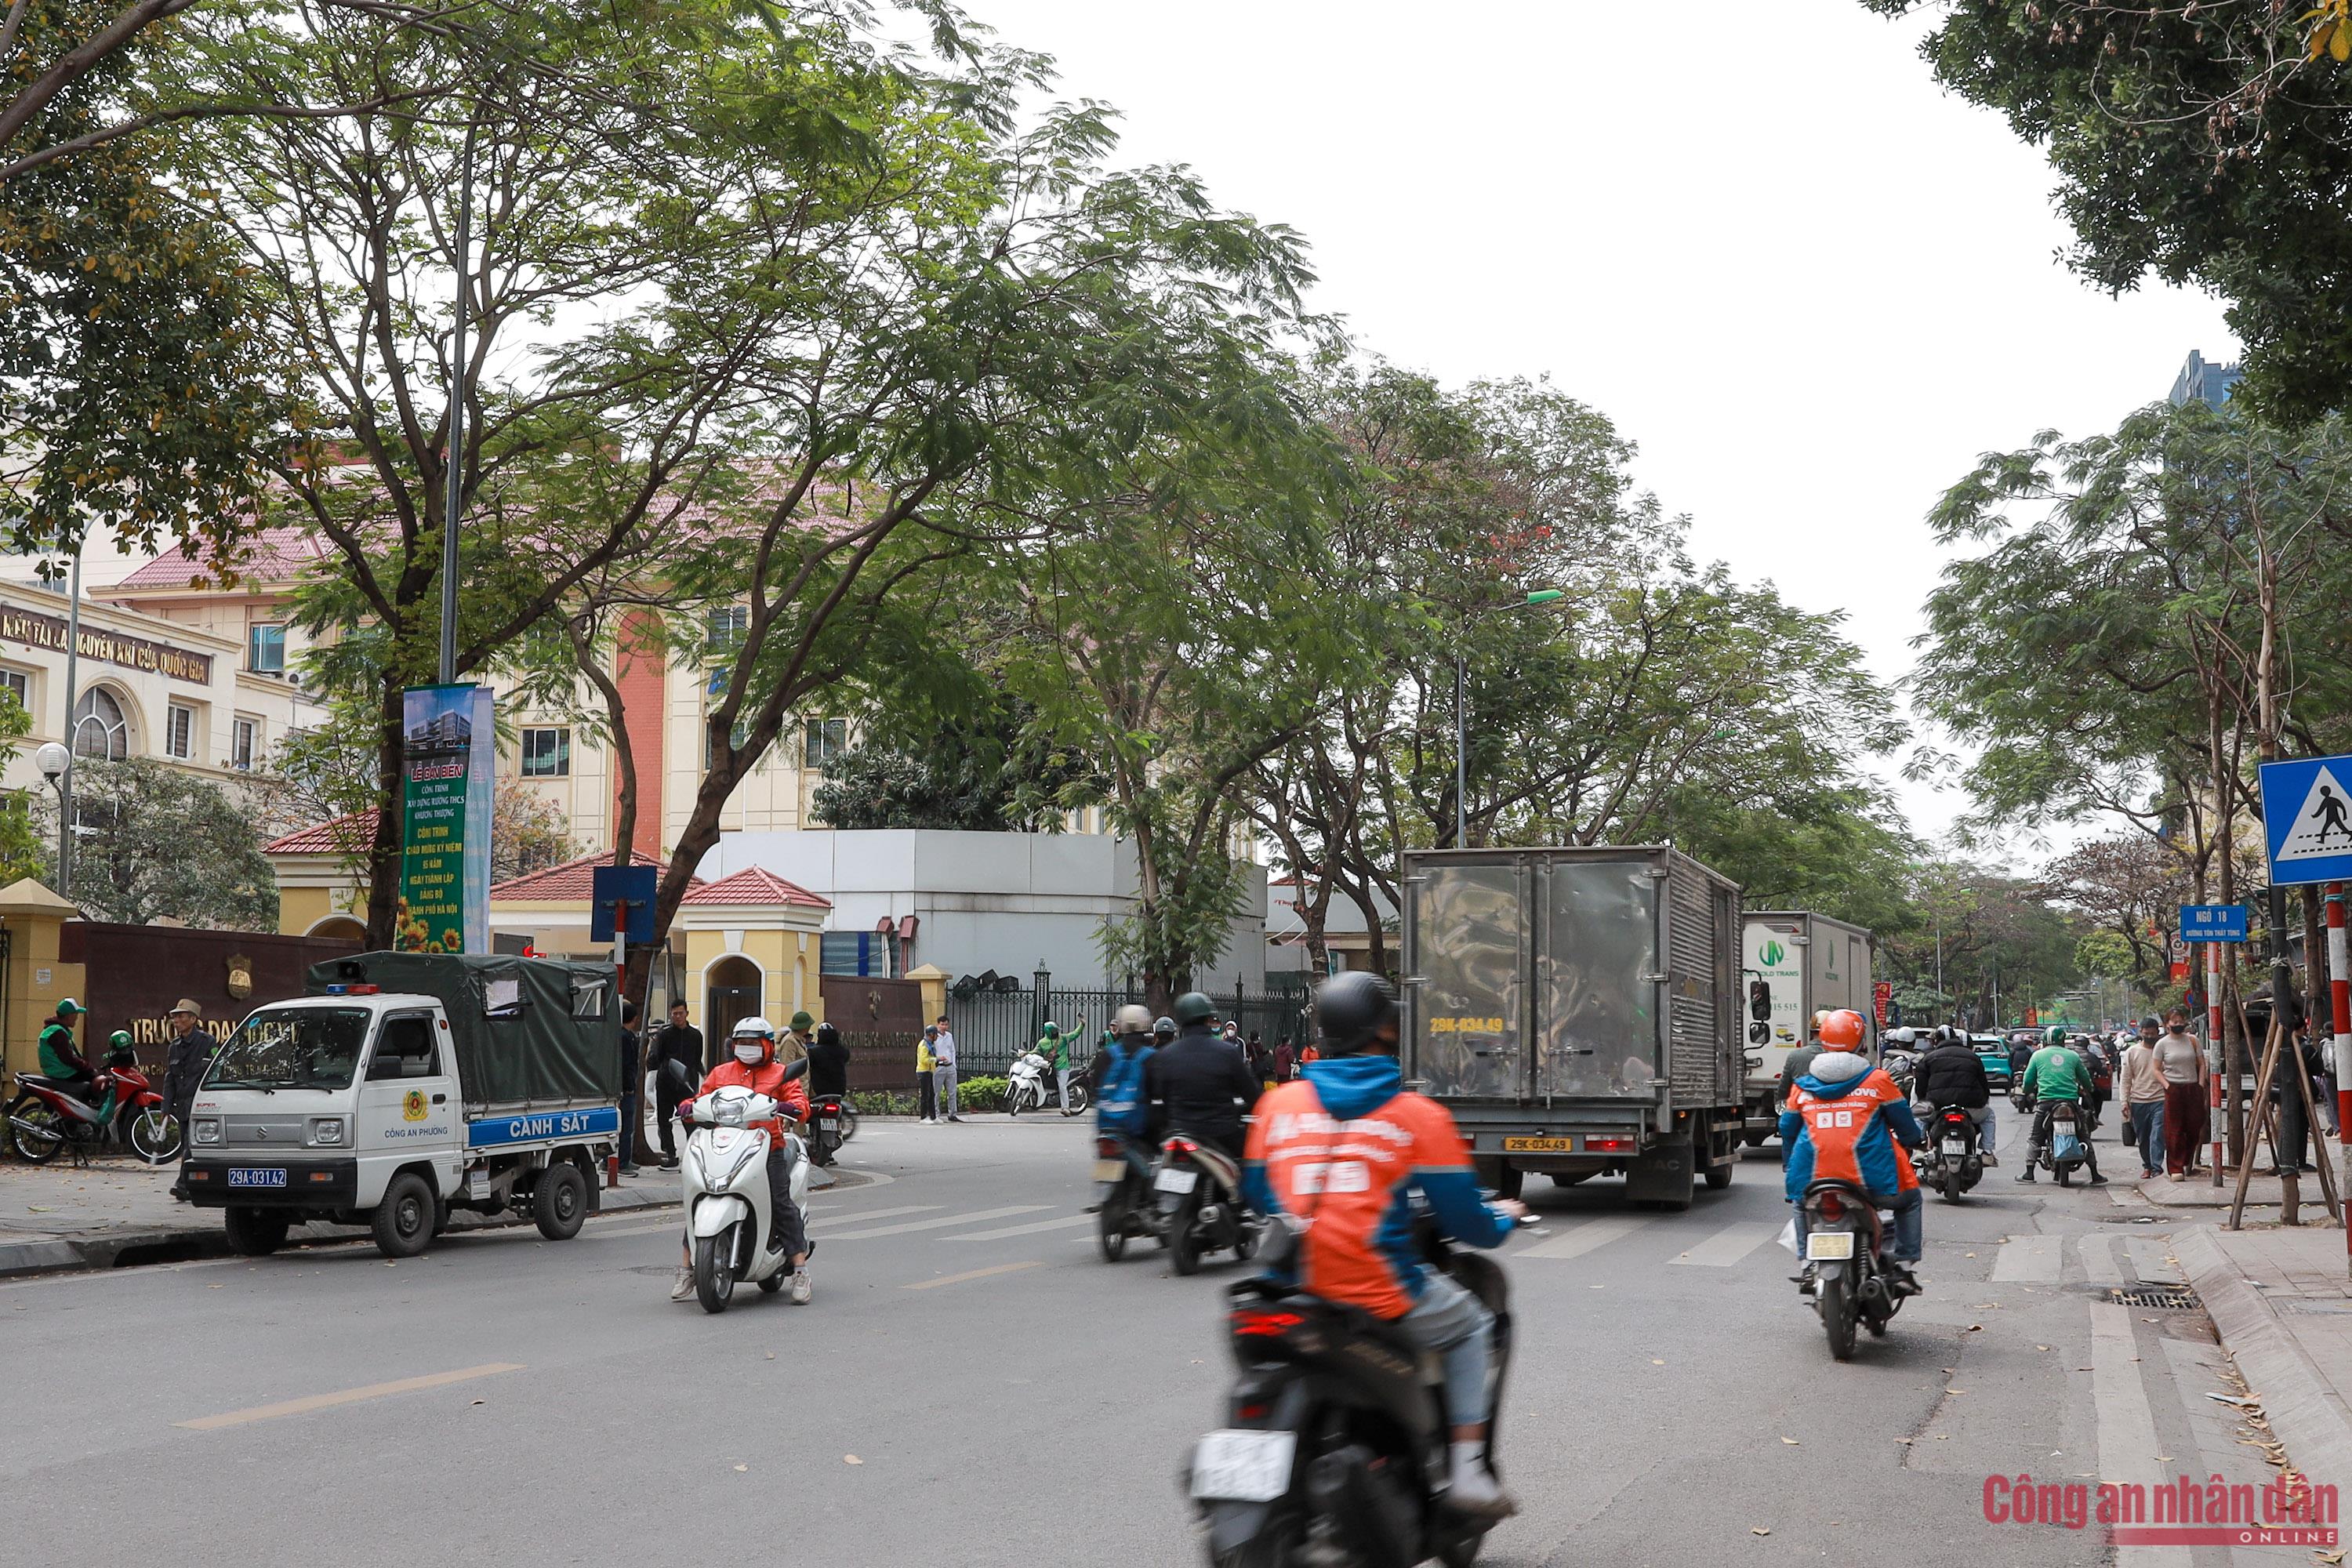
36,1000,93,1102
2015,1025,2106,1185
1782,1008,1925,1296
1153,1015,1177,1047
807,1020,849,1102
670,1017,815,1305
1091,1004,1163,1148
1033,1021,1076,1114
1144,991,1262,1175
1243,973,1529,1519
1777,1010,1830,1109
1912,1025,1996,1167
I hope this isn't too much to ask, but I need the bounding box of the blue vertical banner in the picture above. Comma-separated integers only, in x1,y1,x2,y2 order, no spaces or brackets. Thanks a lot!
398,683,494,953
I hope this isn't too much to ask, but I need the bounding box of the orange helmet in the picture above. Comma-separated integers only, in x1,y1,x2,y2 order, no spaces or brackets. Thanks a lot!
1819,1010,1867,1051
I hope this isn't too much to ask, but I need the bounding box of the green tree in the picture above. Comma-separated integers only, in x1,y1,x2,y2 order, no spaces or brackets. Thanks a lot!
1878,861,2080,1030
809,700,1098,833
45,755,277,927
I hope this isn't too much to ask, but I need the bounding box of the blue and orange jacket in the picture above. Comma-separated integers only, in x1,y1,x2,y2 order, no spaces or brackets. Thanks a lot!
1243,1055,1514,1321
1780,1051,1922,1202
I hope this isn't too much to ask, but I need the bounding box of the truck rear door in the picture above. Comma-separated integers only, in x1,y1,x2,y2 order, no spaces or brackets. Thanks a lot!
1534,856,1664,1101
1405,858,1528,1102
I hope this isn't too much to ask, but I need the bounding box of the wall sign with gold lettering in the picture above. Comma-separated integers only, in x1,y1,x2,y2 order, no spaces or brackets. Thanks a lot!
0,602,214,682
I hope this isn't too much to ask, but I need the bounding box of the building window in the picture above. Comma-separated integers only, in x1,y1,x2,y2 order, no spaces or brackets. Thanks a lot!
520,727,570,779
0,669,26,714
248,623,286,674
804,717,847,768
230,717,258,771
165,702,196,760
71,688,129,760
705,604,748,652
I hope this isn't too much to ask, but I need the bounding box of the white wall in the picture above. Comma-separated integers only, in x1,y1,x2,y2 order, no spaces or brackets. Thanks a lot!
702,829,1267,991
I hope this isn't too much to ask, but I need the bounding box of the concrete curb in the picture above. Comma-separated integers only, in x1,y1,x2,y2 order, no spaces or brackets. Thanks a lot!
2175,1225,2352,1488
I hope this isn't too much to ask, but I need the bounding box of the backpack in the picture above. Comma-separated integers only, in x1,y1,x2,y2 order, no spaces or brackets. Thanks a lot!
1097,1043,1151,1134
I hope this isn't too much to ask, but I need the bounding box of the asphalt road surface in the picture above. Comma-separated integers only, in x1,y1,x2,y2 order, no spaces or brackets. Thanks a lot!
1,1113,2283,1566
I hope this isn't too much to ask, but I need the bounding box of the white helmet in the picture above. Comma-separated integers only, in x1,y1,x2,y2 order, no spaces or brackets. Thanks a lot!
731,1015,776,1040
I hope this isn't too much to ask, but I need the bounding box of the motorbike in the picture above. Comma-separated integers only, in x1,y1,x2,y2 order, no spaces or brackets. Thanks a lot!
1879,1047,1919,1100
1091,1131,1161,1261
1156,1134,1259,1276
1913,1104,1984,1203
808,1093,857,1167
678,1060,811,1314
5,1043,181,1166
1798,1177,1910,1361
2042,1100,2091,1186
1189,1234,1512,1568
1007,1049,1090,1117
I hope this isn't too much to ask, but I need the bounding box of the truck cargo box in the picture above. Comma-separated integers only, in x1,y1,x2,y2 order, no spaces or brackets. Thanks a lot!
305,951,619,1116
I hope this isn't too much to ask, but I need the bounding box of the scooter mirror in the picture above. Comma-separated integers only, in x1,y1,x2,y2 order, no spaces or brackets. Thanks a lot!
781,1058,809,1083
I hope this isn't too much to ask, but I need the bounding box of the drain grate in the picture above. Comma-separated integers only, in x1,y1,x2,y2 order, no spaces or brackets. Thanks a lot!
2111,1287,2198,1309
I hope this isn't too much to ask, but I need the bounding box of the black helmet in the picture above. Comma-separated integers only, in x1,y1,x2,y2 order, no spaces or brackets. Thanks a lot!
1172,991,1216,1027
1316,972,1399,1056
1152,1015,1177,1040
814,1021,840,1047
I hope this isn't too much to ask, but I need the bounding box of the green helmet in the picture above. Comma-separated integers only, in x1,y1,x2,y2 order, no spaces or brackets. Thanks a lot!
1172,992,1216,1028
2044,1025,2067,1047
1042,1022,1060,1040
107,1029,132,1050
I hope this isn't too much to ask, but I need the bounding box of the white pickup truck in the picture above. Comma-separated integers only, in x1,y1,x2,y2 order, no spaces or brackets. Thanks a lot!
182,953,622,1260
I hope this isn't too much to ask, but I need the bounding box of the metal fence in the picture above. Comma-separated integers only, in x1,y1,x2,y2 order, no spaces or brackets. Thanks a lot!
945,971,1312,1079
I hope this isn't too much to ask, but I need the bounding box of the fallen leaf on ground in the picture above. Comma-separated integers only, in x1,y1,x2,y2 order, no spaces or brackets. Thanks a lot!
844,1455,862,1465
1965,1324,1983,1333
1780,1437,1799,1446
1652,1359,1665,1366
2036,1345,2050,1352
734,1465,747,1472
1751,1527,1770,1537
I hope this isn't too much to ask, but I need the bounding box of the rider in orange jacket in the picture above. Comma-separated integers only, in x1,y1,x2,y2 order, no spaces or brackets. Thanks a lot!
670,1016,815,1305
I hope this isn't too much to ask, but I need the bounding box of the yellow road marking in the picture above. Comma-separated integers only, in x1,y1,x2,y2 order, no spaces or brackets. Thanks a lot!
176,1363,524,1430
901,1261,1042,1292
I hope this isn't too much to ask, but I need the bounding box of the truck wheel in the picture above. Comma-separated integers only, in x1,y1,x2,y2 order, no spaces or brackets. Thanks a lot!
533,1162,588,1240
1704,1160,1734,1191
1493,1163,1524,1201
372,1173,435,1258
223,1206,290,1257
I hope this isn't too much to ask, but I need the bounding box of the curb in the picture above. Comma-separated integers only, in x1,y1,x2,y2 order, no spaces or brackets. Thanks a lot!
2175,1225,2352,1489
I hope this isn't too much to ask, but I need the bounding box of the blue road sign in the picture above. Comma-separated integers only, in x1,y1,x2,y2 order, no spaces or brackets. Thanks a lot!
589,863,658,944
2179,904,2248,943
2259,755,2352,887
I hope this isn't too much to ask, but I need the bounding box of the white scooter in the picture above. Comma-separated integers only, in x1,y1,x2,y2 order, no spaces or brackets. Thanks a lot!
681,1062,810,1314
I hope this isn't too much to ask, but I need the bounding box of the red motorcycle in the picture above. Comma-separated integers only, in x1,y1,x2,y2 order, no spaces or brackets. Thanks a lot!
5,1040,182,1166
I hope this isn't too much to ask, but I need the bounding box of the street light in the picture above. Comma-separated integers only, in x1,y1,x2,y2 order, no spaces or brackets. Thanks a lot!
34,741,68,887
1455,587,1566,848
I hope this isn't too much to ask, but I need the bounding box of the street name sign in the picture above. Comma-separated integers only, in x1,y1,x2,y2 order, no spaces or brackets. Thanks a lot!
2178,904,2249,944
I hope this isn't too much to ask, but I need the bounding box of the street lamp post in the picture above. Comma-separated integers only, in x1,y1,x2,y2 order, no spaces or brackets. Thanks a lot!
1454,588,1566,848
438,117,479,687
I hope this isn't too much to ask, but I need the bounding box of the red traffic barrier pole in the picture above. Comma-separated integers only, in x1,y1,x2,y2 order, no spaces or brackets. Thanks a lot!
605,1152,620,1190
2328,883,2351,1272
2209,938,2226,1187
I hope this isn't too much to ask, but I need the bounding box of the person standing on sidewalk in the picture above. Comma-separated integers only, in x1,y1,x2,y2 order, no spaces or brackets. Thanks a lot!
779,1011,814,1073
650,1001,703,1169
932,1016,960,1122
162,999,211,1202
2119,1015,2169,1181
916,1028,939,1122
616,1000,643,1175
2155,1008,2208,1181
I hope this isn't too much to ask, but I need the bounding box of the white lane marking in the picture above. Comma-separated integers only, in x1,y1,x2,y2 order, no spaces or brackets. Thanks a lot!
2092,1302,2191,1568
2079,1233,2125,1285
807,1205,938,1229
177,1363,524,1431
950,1214,1094,1242
903,1261,1043,1290
1668,1221,1770,1268
1515,1218,1642,1260
1991,1234,2062,1283
822,1205,1050,1240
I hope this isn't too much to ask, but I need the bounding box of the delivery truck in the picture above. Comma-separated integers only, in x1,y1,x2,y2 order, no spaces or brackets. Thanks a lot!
1738,910,1877,1143
1399,844,1744,1209
182,952,622,1260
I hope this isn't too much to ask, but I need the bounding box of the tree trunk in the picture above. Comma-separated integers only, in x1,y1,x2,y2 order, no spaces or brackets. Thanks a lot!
363,673,406,949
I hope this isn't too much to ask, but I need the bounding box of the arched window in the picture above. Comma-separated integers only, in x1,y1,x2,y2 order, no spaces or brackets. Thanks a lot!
71,688,129,760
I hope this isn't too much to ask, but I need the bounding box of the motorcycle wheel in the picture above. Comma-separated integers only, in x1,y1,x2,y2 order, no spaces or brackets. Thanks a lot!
1173,1214,1203,1276
129,1109,183,1165
1098,1194,1128,1262
1233,1214,1260,1262
2056,1163,2072,1188
694,1230,735,1314
757,1270,786,1294
9,1102,65,1164
1007,1085,1024,1119
837,1103,861,1143
1820,1269,1857,1362
1066,1082,1091,1114
1439,1531,1487,1568
1940,1169,1960,1204
1211,1507,1303,1568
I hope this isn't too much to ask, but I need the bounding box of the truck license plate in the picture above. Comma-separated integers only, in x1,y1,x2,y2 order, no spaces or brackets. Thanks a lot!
1806,1232,1856,1261
1502,1136,1573,1153
1190,1430,1296,1502
227,1167,288,1189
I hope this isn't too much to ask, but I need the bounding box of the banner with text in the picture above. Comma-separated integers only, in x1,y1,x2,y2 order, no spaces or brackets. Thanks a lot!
398,684,492,953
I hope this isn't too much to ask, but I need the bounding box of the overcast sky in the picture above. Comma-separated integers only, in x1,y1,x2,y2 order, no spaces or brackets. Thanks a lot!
958,0,2238,864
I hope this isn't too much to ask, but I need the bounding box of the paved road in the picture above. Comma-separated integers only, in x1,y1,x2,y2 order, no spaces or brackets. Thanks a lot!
0,1114,2291,1566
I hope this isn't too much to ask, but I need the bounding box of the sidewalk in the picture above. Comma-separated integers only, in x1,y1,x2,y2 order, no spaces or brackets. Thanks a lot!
0,1156,847,1279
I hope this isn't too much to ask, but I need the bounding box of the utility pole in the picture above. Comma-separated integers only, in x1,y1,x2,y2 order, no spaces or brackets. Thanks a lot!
57,546,82,886
437,117,478,686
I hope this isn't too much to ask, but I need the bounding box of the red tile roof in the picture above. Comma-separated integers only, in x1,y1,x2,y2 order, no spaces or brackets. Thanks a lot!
263,811,380,855
678,866,830,909
114,525,329,593
490,848,697,902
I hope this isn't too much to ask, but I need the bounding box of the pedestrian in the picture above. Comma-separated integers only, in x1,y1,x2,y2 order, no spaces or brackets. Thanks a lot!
617,999,642,1175
916,1027,938,1122
650,1000,704,1169
1247,1032,1272,1091
161,999,211,1201
1272,1035,1294,1083
933,1016,960,1122
778,1011,814,1073
2154,1008,2208,1181
2118,1015,2168,1181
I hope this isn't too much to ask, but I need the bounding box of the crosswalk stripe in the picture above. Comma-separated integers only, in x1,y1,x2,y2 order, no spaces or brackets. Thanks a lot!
2079,1234,2125,1285
808,1205,938,1229
952,1214,1097,1242
2093,1303,2191,1568
822,1205,1050,1240
1991,1235,2062,1283
1515,1217,1642,1261
1668,1221,1771,1268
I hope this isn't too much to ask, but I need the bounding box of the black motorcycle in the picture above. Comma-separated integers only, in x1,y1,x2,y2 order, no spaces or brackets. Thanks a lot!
1798,1177,1910,1361
807,1093,856,1167
1189,1244,1510,1568
1092,1131,1161,1261
1913,1104,1984,1203
1155,1135,1259,1276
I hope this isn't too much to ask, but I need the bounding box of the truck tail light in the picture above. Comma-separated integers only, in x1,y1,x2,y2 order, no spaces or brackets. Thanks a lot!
1585,1136,1632,1152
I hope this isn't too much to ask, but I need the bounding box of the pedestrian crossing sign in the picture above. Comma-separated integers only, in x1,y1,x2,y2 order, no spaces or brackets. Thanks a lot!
2258,754,2352,886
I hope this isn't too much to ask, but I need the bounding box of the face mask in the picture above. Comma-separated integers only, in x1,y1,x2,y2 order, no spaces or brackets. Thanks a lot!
735,1044,764,1065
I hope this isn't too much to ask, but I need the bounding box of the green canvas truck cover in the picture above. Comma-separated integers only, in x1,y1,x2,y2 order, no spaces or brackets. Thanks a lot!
304,951,619,1114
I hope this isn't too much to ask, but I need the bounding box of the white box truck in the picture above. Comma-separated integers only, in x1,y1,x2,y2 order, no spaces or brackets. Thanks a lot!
183,952,622,1259
1738,910,1876,1142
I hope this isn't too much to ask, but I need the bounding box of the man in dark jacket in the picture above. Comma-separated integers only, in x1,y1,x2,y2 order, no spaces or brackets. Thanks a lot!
806,1021,850,1101
1143,991,1262,1163
649,1001,703,1168
162,999,212,1201
1911,1027,1997,1167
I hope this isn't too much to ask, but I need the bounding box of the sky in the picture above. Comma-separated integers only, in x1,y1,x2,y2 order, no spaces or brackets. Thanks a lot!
955,0,2238,865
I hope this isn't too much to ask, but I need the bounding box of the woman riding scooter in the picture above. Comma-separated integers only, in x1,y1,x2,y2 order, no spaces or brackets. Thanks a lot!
671,1017,814,1305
